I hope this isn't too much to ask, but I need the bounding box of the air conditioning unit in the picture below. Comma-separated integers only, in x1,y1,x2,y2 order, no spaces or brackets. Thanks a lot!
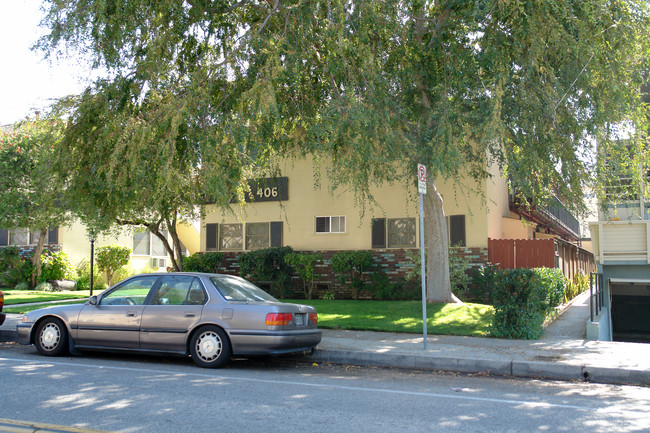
151,258,167,268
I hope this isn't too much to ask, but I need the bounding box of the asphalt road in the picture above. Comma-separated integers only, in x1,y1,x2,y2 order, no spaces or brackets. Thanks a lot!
1,341,649,433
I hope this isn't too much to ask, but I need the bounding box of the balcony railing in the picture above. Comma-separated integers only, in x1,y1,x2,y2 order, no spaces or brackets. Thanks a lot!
509,193,581,241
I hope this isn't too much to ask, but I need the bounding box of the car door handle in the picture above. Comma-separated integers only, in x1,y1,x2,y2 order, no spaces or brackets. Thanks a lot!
126,311,137,317
184,313,196,318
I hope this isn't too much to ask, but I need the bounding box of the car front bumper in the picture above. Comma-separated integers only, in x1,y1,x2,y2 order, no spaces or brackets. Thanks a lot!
16,322,34,345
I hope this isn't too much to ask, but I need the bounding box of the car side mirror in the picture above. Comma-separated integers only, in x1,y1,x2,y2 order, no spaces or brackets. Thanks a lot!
88,296,98,306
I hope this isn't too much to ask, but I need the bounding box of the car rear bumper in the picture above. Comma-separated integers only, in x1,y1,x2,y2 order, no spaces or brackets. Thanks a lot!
0,313,5,327
229,329,322,355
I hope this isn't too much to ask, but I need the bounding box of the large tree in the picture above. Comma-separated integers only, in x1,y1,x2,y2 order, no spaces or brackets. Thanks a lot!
38,0,650,299
0,117,69,286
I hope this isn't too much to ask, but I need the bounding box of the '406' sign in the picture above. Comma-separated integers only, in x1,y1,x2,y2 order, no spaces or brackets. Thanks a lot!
245,177,289,203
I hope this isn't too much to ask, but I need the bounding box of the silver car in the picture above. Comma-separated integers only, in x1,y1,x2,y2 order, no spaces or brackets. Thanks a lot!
17,273,322,368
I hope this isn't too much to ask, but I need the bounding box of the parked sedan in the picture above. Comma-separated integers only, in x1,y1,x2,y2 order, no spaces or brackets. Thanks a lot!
17,273,322,368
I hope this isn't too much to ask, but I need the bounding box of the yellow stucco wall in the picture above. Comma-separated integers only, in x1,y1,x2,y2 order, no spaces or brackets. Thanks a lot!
202,157,512,251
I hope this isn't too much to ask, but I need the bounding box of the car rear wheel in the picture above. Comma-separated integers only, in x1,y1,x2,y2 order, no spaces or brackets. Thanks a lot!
190,326,231,368
35,318,69,356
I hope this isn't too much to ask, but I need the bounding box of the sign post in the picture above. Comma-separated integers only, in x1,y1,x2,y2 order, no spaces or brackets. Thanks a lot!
417,164,428,350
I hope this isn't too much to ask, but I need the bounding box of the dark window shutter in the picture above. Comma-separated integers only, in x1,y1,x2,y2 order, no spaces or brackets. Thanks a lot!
449,215,466,247
0,229,7,246
371,218,386,248
206,224,218,250
270,222,283,247
47,227,59,244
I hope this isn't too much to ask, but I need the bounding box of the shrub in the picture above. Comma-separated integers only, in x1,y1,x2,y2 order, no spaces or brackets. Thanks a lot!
449,247,472,298
0,246,32,288
470,262,499,304
39,250,74,283
535,267,566,309
565,272,589,302
35,282,55,292
75,259,107,291
285,252,322,299
182,252,223,273
490,267,566,340
330,250,373,300
238,247,294,298
95,245,131,286
491,268,545,339
112,264,137,284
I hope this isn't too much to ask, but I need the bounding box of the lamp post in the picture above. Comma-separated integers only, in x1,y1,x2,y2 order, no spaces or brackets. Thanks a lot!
89,233,95,296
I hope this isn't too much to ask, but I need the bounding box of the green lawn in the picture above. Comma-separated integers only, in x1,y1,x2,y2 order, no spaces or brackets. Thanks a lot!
287,299,494,337
3,290,91,305
2,290,494,337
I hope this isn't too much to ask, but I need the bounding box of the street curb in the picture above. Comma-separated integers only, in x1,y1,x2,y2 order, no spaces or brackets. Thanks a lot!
311,348,650,386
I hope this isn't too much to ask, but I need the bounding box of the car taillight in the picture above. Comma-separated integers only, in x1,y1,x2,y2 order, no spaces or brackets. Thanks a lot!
265,313,293,326
0,291,4,309
309,313,318,325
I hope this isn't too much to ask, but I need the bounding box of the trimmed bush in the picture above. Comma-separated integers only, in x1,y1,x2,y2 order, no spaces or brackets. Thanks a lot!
238,247,294,298
490,268,565,340
182,252,223,273
95,245,131,286
331,250,373,300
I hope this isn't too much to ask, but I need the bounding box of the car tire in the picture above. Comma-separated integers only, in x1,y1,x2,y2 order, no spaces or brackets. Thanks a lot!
190,325,231,368
35,318,69,356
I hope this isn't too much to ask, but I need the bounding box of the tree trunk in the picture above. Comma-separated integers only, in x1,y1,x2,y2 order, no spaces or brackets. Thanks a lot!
30,230,47,288
422,179,458,303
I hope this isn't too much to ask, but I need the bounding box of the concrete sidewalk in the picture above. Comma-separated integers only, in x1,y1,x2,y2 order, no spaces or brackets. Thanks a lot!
2,291,649,386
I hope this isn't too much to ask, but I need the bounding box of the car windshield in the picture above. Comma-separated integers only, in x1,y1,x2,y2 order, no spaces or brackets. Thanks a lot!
209,276,278,302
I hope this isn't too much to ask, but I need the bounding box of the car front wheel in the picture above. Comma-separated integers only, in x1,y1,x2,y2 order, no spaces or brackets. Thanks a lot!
35,318,69,356
190,326,231,368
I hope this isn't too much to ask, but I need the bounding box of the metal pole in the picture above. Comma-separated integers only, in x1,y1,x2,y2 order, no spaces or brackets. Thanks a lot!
90,236,95,296
420,193,427,350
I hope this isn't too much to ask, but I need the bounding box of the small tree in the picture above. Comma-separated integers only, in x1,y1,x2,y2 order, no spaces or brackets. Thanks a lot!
331,251,373,300
285,252,322,300
95,245,131,286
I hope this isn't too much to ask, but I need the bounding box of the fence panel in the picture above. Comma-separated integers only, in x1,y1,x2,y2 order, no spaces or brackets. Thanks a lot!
488,238,595,280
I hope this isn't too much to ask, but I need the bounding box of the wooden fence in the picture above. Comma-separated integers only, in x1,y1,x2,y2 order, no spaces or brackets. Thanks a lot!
488,238,595,281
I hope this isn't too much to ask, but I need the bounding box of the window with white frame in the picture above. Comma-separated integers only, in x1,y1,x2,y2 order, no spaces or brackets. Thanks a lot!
133,230,168,256
315,216,346,234
219,223,243,250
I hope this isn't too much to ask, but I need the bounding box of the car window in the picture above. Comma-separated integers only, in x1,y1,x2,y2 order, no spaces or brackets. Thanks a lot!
150,275,205,306
100,276,158,305
210,276,277,302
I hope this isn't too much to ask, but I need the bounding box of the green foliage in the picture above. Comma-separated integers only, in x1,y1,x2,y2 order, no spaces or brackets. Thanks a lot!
330,250,374,300
35,282,55,292
238,247,294,298
182,252,223,273
112,264,136,285
565,272,590,302
321,289,335,301
469,263,500,304
95,245,131,286
39,250,74,283
490,268,566,340
285,252,322,299
448,247,472,298
369,271,419,301
75,259,107,291
0,247,32,289
535,268,567,309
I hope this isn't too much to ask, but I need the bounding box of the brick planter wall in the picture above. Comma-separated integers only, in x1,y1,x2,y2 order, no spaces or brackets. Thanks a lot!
210,246,489,300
